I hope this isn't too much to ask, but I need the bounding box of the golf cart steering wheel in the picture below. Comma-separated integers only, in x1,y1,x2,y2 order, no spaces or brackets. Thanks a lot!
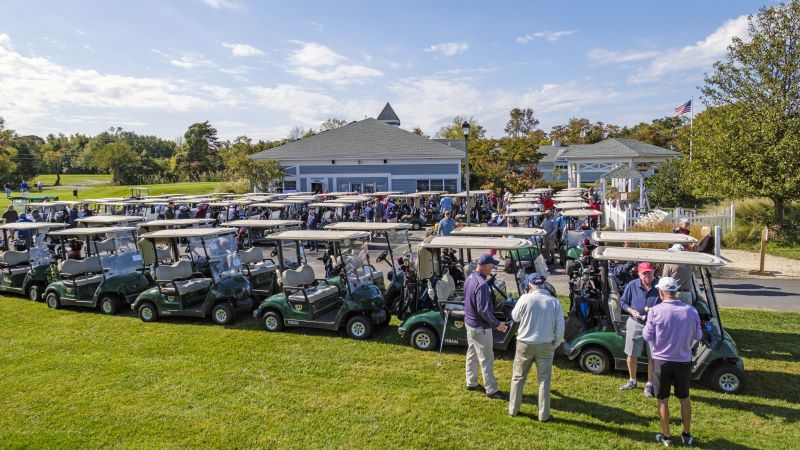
376,250,389,264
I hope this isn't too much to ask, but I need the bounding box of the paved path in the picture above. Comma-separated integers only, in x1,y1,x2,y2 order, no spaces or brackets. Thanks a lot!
713,278,800,312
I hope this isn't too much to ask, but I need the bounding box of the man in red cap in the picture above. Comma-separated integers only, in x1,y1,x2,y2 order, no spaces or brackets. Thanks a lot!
618,262,661,397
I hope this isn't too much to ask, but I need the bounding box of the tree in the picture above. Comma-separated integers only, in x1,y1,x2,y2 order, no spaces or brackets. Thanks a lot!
87,141,143,185
39,134,70,185
696,0,800,230
504,107,540,137
646,158,704,208
436,116,486,140
549,118,617,144
411,126,429,137
287,126,306,141
614,116,688,150
227,155,286,192
320,118,347,132
174,121,222,178
11,135,44,180
466,136,543,192
0,117,18,182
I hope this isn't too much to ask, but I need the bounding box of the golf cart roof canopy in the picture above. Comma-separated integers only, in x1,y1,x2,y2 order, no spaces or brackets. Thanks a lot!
592,231,698,244
49,226,138,237
560,208,602,217
444,190,493,198
508,197,541,203
529,188,553,193
273,199,312,205
221,219,302,229
139,228,236,239
24,201,73,207
0,222,68,231
266,230,370,241
417,191,447,196
552,196,585,202
139,218,216,228
387,193,422,199
507,203,540,210
506,211,545,217
76,216,145,225
369,191,403,197
325,222,413,232
452,227,546,237
592,246,725,267
248,202,288,208
308,202,353,208
335,195,372,202
420,236,533,250
555,202,590,209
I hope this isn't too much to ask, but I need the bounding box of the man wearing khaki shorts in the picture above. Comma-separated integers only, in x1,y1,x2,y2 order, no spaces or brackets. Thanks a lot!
619,262,660,397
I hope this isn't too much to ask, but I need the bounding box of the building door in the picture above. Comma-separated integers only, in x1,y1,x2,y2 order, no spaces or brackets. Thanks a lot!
351,182,363,193
363,183,376,193
310,182,323,194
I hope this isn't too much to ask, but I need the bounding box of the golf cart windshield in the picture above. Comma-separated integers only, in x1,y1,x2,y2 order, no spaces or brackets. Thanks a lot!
30,233,52,266
388,229,414,267
99,233,143,277
343,240,373,288
205,234,241,282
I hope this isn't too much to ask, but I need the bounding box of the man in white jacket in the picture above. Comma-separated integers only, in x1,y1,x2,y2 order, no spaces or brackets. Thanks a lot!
508,272,565,421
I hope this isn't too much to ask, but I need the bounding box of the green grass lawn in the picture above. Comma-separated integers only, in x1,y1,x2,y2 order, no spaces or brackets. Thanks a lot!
0,297,797,449
32,174,113,187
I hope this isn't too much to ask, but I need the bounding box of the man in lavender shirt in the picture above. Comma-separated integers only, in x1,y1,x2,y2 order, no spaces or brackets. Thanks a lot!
643,277,702,447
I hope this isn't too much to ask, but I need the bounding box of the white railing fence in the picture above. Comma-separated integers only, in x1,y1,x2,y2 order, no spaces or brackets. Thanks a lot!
603,200,736,232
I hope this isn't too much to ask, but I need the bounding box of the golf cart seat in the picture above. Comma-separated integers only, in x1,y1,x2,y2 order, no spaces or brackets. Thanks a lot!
156,246,172,261
283,265,338,304
93,239,116,254
269,210,282,220
155,260,212,296
59,257,104,286
357,267,384,286
0,250,29,268
608,276,622,323
239,247,278,276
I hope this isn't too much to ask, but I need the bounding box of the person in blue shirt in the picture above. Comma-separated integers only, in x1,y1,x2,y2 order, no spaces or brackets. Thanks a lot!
20,180,29,193
554,212,567,242
364,202,374,222
306,209,318,251
439,196,453,214
15,214,33,241
385,201,398,223
619,262,661,396
437,211,455,236
463,253,508,399
487,212,507,227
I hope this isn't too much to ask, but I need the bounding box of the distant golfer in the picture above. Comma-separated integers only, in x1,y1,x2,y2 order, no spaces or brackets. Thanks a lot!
619,262,660,397
643,277,702,447
508,272,564,421
463,253,508,400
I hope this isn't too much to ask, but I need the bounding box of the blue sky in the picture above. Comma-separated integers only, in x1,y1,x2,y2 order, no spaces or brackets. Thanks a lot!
0,0,767,140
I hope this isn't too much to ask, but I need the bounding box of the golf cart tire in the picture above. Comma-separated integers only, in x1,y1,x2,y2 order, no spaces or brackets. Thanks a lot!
99,295,120,315
345,314,372,340
707,363,745,394
27,282,45,302
410,327,438,351
211,302,235,326
378,309,392,327
45,292,61,310
578,347,612,374
263,311,284,332
412,221,422,231
138,302,158,323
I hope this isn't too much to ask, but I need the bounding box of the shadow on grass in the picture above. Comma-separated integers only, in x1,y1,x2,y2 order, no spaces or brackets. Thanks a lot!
725,328,799,362
692,394,800,423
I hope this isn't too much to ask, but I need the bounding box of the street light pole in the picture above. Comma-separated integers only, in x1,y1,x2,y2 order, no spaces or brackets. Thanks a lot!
462,121,471,226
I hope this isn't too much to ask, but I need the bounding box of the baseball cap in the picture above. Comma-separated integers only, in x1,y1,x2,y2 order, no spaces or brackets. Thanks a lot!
637,262,654,273
491,212,498,218
477,253,500,266
526,272,546,286
669,244,686,252
656,277,678,292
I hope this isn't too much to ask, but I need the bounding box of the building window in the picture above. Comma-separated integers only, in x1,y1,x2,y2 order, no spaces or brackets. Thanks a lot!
281,180,297,192
417,179,457,193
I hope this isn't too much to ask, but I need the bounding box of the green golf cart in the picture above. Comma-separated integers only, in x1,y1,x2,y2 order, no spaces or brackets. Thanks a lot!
76,215,146,228
325,222,415,319
557,208,603,266
252,230,386,340
220,219,302,300
397,235,534,351
0,222,67,301
565,246,746,394
43,226,152,314
131,228,253,325
451,226,548,275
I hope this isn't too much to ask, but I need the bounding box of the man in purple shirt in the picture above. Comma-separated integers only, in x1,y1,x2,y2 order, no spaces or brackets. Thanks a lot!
463,253,508,399
619,262,660,396
643,277,702,447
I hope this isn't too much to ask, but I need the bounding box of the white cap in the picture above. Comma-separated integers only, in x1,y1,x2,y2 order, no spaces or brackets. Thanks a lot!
656,277,678,292
679,217,690,225
669,244,686,252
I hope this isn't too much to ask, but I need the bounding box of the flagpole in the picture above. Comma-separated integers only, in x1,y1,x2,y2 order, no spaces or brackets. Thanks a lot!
689,96,694,162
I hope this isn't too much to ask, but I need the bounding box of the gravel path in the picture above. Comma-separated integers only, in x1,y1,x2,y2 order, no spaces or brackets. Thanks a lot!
719,249,800,279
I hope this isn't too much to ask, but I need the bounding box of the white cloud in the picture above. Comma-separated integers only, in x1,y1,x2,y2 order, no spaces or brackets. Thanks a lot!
424,42,468,56
222,42,265,57
247,84,340,125
629,15,749,83
167,53,215,69
75,29,86,35
0,33,221,131
199,0,242,10
308,21,325,31
516,30,576,44
587,49,660,65
287,41,382,85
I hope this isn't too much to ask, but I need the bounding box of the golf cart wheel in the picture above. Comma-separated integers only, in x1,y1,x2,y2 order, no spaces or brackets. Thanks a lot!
708,363,745,394
346,315,372,340
412,221,422,231
263,311,284,332
45,292,61,310
27,283,45,302
378,308,392,327
99,295,120,315
579,347,612,374
211,303,235,325
138,302,158,323
410,327,437,351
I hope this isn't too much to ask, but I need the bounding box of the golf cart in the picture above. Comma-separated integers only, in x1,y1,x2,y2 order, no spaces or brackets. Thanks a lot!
325,222,415,319
137,218,216,233
451,226,549,276
0,222,67,301
131,187,150,199
252,230,387,340
220,219,302,299
76,215,145,228
131,228,252,325
556,208,603,266
308,202,355,224
389,193,439,231
505,210,545,228
43,226,152,314
397,236,537,351
245,202,289,220
565,246,746,394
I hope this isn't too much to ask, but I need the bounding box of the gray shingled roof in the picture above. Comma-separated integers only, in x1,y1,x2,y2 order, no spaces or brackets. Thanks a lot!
250,118,465,160
601,165,644,179
377,103,400,125
537,145,567,163
559,138,678,158
432,139,466,151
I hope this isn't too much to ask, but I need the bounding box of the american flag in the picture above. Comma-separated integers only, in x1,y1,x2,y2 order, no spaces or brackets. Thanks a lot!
675,99,692,116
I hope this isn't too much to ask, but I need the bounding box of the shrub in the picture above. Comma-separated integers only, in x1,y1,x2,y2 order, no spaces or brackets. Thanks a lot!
219,178,250,194
723,199,800,247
